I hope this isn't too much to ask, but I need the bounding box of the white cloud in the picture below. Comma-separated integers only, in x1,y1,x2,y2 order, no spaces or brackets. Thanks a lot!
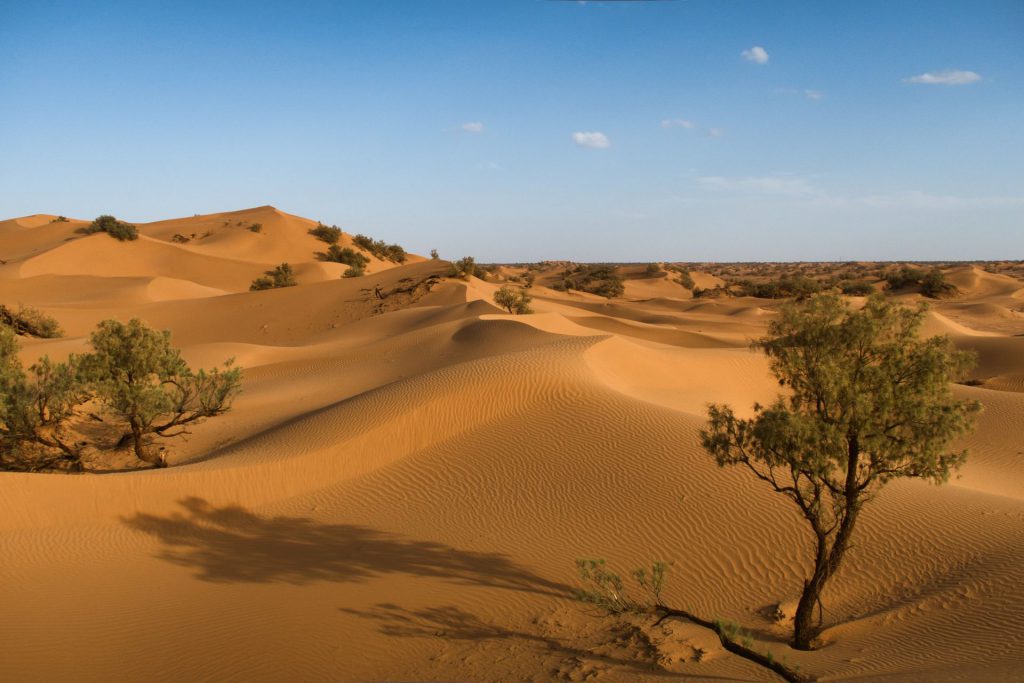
707,127,725,138
697,175,817,196
804,89,823,100
461,122,485,133
661,118,694,129
903,70,982,86
741,46,769,64
572,131,610,149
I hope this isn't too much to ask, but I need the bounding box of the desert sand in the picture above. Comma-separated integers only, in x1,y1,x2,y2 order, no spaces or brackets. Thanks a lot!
1,207,1022,681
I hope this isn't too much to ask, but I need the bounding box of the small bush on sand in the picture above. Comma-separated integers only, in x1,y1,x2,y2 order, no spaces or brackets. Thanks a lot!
250,263,297,291
352,234,407,263
0,304,63,338
78,215,138,241
308,223,342,244
321,245,370,270
493,285,533,314
839,279,875,296
50,216,69,223
248,223,263,233
448,256,487,280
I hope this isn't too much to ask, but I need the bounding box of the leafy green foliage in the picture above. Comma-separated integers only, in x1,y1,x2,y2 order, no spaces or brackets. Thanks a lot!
733,276,823,299
78,215,138,241
554,264,624,298
447,256,487,280
308,223,341,244
250,263,297,291
838,279,875,296
883,266,958,298
573,559,666,615
0,304,63,338
79,319,242,466
700,293,979,649
492,285,533,314
0,325,87,471
321,245,370,269
352,234,407,263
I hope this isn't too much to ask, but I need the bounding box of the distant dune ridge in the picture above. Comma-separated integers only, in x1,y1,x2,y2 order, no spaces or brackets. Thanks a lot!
1,207,1023,681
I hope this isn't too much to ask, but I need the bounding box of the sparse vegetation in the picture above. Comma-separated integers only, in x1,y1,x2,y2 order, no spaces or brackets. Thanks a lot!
320,244,370,271
250,263,297,291
1,318,240,471
78,215,139,241
308,223,342,244
79,319,241,467
50,216,69,223
492,286,533,314
430,249,439,260
701,294,980,649
644,263,664,277
883,266,958,298
352,234,407,263
0,304,63,338
248,223,263,233
838,279,875,296
552,264,624,299
574,560,809,682
448,256,487,280
0,325,87,471
171,233,191,244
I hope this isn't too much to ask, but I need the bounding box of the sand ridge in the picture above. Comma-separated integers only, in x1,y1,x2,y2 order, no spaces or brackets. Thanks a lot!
1,209,1023,682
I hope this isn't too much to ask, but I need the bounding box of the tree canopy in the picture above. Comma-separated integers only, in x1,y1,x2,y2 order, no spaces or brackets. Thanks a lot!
701,293,979,649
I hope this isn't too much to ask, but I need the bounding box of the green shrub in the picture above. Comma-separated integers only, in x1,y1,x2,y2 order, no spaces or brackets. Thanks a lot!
352,234,408,263
343,265,365,278
0,304,63,338
308,223,341,244
250,263,297,291
248,223,263,233
50,216,69,223
883,266,957,298
430,249,439,260
493,285,533,314
321,245,370,269
558,264,624,299
448,256,487,280
921,268,958,298
644,263,664,277
839,280,875,296
79,215,138,241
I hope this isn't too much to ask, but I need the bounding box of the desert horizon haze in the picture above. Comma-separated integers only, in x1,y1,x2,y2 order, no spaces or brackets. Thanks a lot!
2,1,1023,682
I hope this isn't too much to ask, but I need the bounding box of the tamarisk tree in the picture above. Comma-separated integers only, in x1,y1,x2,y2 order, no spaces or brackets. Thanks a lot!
701,294,979,650
80,319,242,467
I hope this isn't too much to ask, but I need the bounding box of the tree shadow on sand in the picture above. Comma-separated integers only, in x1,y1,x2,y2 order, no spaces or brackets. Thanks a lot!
123,497,569,597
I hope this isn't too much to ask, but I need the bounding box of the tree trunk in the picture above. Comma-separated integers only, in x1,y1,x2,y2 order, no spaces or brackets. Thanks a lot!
130,419,146,461
793,532,830,650
793,506,862,649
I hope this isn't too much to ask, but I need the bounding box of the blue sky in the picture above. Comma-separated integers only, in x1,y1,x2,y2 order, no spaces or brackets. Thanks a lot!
1,0,1021,261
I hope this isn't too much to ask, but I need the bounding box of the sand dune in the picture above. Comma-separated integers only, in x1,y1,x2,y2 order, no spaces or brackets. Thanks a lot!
1,210,1023,682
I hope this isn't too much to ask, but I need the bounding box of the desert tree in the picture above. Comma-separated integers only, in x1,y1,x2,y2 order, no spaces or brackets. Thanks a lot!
493,285,533,314
0,325,87,471
701,293,979,649
79,319,242,467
